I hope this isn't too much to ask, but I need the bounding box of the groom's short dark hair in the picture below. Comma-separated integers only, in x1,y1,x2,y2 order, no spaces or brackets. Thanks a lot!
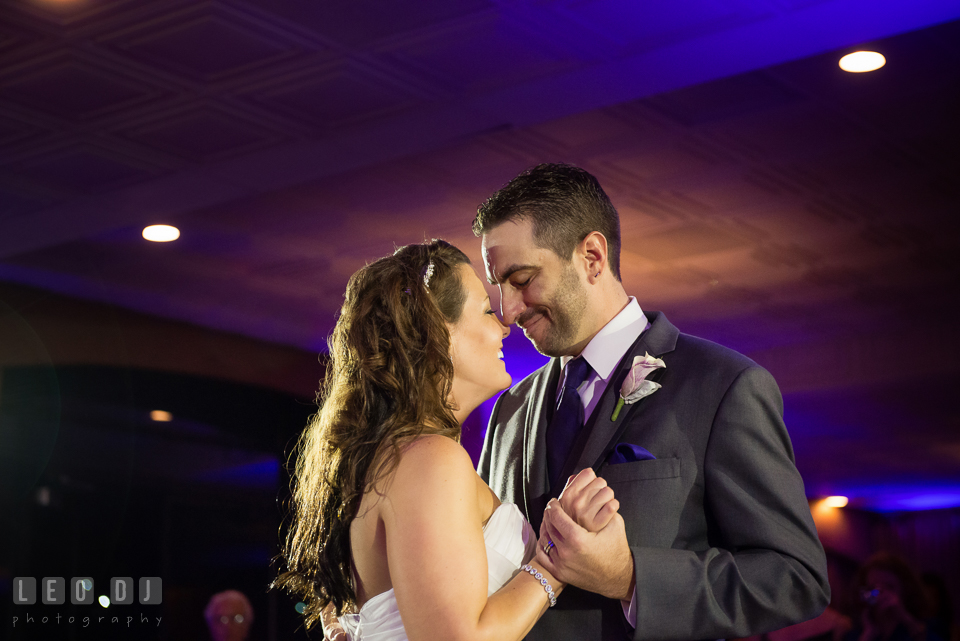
473,163,622,281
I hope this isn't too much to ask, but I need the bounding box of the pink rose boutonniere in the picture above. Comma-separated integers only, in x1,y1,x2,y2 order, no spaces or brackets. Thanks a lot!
611,352,666,421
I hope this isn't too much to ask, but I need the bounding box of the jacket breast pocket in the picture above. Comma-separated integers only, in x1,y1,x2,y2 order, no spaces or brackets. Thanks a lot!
600,457,680,483
599,457,684,547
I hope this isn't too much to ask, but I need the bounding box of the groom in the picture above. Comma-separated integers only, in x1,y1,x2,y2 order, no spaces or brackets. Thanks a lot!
474,164,829,641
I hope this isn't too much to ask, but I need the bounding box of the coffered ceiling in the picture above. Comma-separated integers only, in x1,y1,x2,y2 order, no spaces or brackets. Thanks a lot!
1,0,959,511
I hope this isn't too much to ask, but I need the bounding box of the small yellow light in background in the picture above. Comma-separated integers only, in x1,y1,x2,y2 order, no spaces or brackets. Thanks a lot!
142,224,180,242
98,595,111,608
839,51,885,73
150,410,173,422
824,496,849,508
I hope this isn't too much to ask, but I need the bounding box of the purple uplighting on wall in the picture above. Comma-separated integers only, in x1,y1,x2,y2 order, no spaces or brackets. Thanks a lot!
195,458,280,488
830,484,960,513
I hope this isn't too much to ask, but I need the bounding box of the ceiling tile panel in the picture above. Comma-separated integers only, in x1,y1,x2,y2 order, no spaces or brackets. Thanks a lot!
119,106,285,162
646,71,806,126
480,128,571,165
383,13,578,92
526,110,650,155
630,191,713,221
412,140,534,196
0,17,46,56
628,222,751,262
0,112,48,148
0,54,163,121
676,169,799,211
799,147,924,198
750,242,821,269
599,143,723,182
244,0,493,48
107,4,322,81
802,197,862,224
15,145,158,193
902,133,960,177
7,0,135,27
118,17,294,77
247,62,417,128
803,265,869,290
559,0,761,52
711,105,861,161
0,186,54,219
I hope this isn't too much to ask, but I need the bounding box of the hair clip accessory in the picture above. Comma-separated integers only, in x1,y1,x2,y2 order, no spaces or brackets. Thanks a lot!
422,260,435,290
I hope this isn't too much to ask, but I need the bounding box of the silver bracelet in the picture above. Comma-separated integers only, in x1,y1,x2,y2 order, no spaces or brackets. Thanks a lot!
521,564,557,607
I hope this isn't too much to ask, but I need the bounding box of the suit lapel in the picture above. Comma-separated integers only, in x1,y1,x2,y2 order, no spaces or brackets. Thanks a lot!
559,312,680,485
524,358,561,528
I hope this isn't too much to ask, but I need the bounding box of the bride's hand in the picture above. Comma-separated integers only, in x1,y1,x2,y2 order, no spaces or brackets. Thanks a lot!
557,468,619,533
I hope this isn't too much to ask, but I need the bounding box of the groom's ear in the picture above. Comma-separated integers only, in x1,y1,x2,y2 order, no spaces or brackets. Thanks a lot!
577,231,608,282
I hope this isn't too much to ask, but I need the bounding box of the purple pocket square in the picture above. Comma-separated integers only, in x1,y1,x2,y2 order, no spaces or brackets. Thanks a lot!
609,443,657,465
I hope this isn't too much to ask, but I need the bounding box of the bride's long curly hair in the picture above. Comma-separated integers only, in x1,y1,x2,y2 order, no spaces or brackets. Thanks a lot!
273,239,471,627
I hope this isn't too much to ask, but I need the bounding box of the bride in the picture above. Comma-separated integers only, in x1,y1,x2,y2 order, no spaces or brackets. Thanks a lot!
273,240,619,640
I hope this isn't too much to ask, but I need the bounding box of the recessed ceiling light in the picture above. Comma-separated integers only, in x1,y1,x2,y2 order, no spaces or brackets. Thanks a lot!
150,410,173,422
142,224,180,242
839,51,885,73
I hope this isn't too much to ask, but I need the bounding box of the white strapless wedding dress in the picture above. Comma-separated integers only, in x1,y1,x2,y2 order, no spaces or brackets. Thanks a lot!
339,503,536,640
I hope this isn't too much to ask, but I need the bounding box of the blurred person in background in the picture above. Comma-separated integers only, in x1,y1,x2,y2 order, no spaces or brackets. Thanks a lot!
920,573,956,641
846,553,939,641
205,589,254,641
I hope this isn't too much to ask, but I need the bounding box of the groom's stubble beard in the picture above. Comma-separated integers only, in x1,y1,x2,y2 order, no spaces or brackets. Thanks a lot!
524,261,588,357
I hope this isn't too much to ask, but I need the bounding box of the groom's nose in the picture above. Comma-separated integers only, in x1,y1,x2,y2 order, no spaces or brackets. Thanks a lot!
499,287,525,326
499,317,511,338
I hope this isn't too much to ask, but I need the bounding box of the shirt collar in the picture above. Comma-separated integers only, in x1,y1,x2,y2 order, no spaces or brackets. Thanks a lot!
561,297,647,381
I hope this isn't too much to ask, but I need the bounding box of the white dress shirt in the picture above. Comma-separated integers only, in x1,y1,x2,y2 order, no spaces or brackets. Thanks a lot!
556,296,648,627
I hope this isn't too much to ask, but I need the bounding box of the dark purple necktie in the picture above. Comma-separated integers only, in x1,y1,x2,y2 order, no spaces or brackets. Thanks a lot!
546,357,592,491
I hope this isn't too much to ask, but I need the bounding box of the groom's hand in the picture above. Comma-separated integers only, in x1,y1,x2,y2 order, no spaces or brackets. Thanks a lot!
537,498,635,601
558,468,619,533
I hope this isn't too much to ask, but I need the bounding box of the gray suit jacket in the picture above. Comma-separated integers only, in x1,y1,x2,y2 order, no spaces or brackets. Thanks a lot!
478,311,829,641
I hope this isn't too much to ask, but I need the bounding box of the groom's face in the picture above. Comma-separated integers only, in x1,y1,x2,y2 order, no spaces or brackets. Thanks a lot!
481,218,587,357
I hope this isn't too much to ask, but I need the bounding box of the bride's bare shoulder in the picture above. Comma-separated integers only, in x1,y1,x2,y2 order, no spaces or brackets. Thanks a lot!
397,433,472,474
369,433,471,499
381,434,498,533
377,434,476,502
